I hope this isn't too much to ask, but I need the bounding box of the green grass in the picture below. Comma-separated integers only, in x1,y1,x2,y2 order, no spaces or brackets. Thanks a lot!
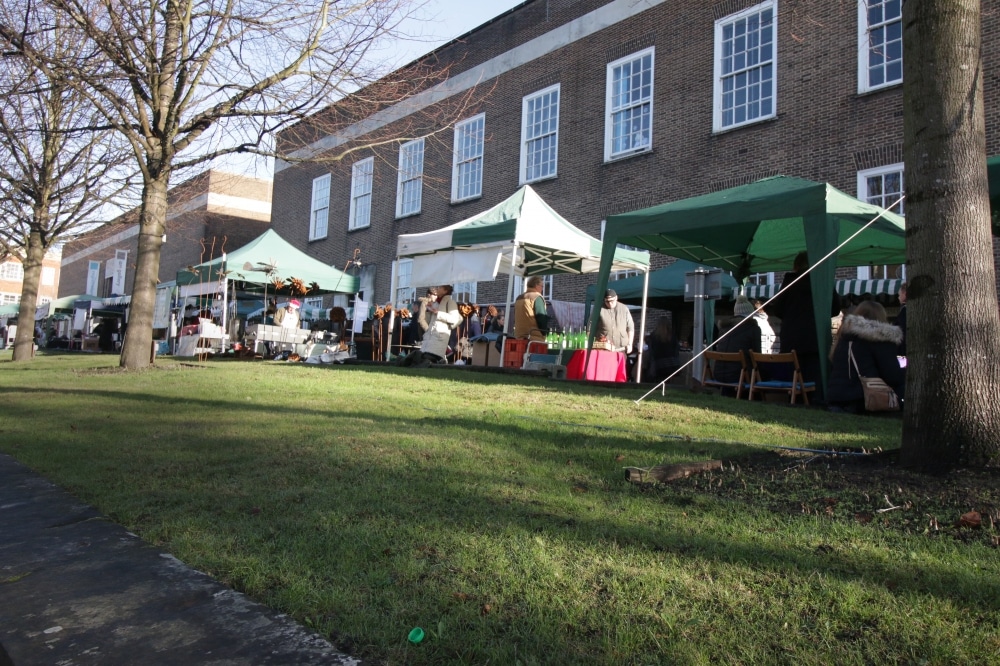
1,351,997,665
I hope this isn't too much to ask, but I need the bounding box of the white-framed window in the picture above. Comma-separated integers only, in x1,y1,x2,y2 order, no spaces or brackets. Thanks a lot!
41,266,56,286
86,260,100,296
453,281,478,304
396,139,424,218
349,157,374,230
309,174,331,240
605,48,654,161
1,293,19,304
393,259,415,306
520,84,560,183
0,261,24,281
714,2,775,132
452,114,485,202
858,0,902,93
858,163,905,280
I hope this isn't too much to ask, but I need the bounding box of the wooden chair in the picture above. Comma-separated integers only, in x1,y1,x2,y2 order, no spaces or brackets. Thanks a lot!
748,350,816,404
700,350,749,399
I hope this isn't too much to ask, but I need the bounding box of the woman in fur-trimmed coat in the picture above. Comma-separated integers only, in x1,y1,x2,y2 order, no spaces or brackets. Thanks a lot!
827,301,905,412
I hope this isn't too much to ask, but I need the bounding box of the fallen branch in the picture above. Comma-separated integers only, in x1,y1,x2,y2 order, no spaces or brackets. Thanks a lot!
625,460,723,484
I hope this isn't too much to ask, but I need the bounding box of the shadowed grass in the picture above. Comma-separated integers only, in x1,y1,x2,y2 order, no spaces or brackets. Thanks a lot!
1,351,997,665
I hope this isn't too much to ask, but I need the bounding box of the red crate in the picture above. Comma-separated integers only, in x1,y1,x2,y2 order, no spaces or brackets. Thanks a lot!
503,338,549,368
503,338,529,368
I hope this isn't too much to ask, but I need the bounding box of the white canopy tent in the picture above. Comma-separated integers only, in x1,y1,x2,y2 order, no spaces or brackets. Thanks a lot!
392,185,650,365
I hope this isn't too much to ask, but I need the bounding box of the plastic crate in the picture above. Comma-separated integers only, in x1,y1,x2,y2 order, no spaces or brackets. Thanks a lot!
503,338,530,368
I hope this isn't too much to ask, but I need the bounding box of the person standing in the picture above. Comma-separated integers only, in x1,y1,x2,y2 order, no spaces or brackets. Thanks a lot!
752,299,777,354
595,289,634,353
512,276,549,341
768,251,840,398
274,299,300,329
406,287,438,346
419,285,461,364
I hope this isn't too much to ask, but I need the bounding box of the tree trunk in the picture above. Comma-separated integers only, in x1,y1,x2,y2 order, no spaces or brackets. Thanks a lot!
901,0,1000,470
11,230,45,362
119,173,169,370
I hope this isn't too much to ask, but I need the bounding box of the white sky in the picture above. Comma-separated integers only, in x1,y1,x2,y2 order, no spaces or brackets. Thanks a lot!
393,0,526,65
215,0,526,178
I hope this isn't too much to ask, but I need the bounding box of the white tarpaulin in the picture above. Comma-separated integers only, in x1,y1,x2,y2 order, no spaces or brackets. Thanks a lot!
410,246,504,286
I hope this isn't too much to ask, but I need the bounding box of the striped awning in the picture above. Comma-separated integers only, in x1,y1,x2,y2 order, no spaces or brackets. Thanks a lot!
743,279,902,301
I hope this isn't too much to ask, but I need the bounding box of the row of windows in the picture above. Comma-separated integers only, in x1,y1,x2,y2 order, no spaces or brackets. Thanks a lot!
308,1,902,241
0,262,57,286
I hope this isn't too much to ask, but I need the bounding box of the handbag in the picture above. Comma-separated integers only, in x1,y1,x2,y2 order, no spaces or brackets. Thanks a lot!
848,342,900,411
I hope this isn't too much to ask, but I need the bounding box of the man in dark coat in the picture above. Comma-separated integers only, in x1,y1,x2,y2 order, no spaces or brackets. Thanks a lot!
768,252,841,398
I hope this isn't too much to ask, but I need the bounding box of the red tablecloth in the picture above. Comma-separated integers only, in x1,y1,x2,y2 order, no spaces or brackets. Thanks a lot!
565,349,627,382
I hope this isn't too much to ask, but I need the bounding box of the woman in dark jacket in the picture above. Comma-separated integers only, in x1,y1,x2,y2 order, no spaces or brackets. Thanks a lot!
827,301,905,412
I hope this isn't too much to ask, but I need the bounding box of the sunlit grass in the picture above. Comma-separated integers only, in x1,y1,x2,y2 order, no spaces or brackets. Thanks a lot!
1,352,996,665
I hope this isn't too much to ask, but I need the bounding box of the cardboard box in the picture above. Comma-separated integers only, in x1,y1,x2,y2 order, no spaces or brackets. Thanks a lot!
472,339,503,367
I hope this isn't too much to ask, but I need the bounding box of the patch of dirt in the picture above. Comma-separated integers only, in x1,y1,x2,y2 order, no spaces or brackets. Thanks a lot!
648,449,1000,548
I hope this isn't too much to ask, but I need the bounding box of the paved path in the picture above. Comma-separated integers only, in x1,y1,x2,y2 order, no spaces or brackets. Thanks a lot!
0,454,359,665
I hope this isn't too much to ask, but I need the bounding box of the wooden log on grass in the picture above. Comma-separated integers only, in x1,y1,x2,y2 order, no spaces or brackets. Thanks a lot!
624,460,723,484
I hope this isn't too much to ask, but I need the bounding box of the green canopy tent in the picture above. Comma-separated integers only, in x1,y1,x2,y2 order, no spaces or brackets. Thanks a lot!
176,229,359,332
592,175,907,394
395,184,650,363
583,259,740,347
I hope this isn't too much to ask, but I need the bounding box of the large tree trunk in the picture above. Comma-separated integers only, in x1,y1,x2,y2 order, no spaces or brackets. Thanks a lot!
119,173,169,370
901,0,1000,471
11,230,45,362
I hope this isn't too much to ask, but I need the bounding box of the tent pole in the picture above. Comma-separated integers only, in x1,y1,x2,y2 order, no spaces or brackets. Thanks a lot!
387,258,400,360
220,252,228,341
636,268,650,383
499,245,518,367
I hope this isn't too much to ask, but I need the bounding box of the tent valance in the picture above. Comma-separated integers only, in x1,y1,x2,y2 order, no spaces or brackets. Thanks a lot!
744,278,903,300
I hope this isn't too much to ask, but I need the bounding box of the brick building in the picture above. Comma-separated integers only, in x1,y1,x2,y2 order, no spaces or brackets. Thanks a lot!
269,0,1000,310
0,248,62,308
60,170,272,299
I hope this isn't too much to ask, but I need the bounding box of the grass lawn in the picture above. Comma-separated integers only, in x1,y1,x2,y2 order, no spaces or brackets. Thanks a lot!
1,351,998,665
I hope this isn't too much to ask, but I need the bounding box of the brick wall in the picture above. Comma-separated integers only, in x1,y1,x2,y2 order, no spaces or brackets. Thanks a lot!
270,0,1000,308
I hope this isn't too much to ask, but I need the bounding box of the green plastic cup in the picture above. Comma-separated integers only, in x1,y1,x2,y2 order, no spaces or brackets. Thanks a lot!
408,627,425,644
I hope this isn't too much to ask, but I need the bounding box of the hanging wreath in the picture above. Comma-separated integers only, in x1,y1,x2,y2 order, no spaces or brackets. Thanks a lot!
330,307,347,323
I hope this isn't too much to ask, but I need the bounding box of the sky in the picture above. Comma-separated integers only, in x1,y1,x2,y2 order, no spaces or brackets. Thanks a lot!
394,0,526,64
215,0,525,178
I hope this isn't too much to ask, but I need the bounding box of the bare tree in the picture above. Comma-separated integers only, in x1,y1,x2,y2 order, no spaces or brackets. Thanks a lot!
0,8,134,362
901,0,1000,470
0,0,479,369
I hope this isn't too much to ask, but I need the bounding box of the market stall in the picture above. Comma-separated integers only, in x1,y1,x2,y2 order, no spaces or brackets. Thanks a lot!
394,184,650,368
592,175,907,394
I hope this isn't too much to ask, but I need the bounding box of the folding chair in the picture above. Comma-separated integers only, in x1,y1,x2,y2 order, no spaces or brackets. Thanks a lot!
700,350,749,399
748,350,816,404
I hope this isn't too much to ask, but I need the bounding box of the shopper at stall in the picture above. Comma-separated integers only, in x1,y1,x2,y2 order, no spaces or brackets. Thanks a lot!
405,287,438,345
274,300,300,329
417,284,462,364
827,301,905,413
714,296,763,392
595,289,634,353
646,316,680,384
768,251,841,398
512,276,549,341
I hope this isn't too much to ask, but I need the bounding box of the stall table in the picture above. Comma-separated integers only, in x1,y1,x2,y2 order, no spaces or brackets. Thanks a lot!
565,349,627,382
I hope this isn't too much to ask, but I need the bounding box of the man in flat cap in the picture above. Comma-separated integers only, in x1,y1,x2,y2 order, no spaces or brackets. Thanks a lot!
595,289,634,353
